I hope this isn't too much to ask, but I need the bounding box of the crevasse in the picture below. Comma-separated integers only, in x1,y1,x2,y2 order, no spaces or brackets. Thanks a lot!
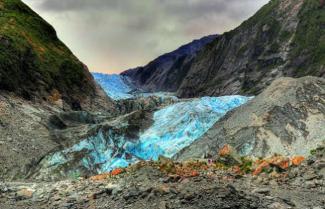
46,96,252,174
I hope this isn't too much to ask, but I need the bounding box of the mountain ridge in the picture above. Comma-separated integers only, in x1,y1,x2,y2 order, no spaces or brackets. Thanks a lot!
119,0,324,98
177,0,325,97
121,34,218,92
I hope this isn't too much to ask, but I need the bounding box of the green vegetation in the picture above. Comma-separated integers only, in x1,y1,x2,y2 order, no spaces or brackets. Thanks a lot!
310,146,325,156
68,170,81,180
240,0,280,29
239,157,253,174
238,0,324,77
310,149,317,155
237,44,248,56
291,0,325,76
279,30,292,42
0,0,94,103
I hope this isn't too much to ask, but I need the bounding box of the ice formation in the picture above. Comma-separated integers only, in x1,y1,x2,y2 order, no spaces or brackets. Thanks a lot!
125,96,252,160
45,96,252,174
92,73,177,100
92,73,134,100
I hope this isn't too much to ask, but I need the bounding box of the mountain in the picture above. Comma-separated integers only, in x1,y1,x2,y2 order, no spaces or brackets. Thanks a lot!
121,35,218,92
120,0,325,98
0,0,113,111
177,0,325,97
175,76,325,161
0,0,114,181
0,0,324,208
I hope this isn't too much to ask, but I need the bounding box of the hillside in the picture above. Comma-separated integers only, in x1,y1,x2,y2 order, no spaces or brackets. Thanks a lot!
121,35,217,92
176,76,325,161
0,0,113,110
0,0,114,181
177,0,325,97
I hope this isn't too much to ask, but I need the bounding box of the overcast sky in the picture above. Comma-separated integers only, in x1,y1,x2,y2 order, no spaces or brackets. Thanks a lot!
23,0,269,74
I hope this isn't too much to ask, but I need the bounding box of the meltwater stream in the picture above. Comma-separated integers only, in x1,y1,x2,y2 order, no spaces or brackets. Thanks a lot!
44,95,252,176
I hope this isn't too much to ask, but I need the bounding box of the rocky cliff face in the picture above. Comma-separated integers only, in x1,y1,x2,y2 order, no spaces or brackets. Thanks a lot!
0,0,114,111
121,35,217,92
177,0,325,98
175,76,325,161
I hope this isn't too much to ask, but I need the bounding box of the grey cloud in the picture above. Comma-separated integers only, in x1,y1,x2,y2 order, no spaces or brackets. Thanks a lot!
36,0,264,20
23,0,269,73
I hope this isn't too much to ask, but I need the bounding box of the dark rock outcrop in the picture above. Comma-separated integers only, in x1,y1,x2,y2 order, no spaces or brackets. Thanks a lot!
175,76,325,161
177,0,325,98
115,95,178,115
121,35,217,92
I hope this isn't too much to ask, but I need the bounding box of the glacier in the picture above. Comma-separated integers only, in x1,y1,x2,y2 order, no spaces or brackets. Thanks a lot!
125,96,252,160
92,73,177,100
92,73,135,100
44,96,252,175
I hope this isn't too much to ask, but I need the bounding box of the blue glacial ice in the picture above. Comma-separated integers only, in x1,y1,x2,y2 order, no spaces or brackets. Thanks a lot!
92,73,134,100
92,73,177,100
125,96,253,161
45,96,252,174
46,129,139,174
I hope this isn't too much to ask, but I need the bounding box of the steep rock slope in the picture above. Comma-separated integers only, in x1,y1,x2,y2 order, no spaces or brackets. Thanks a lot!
0,0,115,181
0,0,113,111
121,35,217,92
175,76,325,161
0,94,57,180
177,0,325,98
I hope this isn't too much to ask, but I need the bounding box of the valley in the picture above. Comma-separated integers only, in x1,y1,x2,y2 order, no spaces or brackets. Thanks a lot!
0,0,324,208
